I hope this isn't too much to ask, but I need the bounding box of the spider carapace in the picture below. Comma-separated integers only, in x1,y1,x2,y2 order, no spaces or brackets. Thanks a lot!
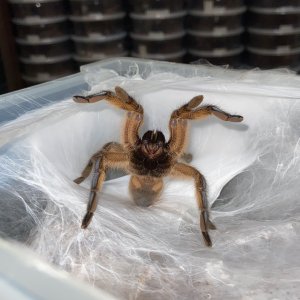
73,86,243,247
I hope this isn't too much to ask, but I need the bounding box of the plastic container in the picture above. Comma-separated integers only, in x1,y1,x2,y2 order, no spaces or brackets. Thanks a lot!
247,46,300,69
8,0,66,20
70,13,125,37
187,28,243,51
68,0,123,16
128,0,185,14
131,50,186,62
1,57,300,300
16,37,72,61
20,55,76,79
248,0,300,9
130,11,186,35
188,47,243,65
130,32,185,55
188,0,244,10
247,28,300,50
72,33,127,58
247,7,300,30
187,8,245,32
13,17,69,42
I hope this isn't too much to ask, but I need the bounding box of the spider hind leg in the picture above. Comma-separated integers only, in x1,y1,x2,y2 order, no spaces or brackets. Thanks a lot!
170,162,215,247
74,142,128,229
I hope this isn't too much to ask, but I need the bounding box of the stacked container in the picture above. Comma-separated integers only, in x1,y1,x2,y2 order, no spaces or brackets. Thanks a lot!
68,0,127,65
187,0,246,66
128,0,186,62
246,1,300,70
9,0,75,86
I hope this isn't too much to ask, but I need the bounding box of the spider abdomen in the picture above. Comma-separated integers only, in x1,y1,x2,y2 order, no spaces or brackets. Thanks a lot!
129,175,163,207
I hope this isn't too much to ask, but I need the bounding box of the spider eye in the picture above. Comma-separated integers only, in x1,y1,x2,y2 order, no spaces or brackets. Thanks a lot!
158,141,163,146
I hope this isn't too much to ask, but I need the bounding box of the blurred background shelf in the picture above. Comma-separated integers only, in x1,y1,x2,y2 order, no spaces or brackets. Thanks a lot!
0,0,300,93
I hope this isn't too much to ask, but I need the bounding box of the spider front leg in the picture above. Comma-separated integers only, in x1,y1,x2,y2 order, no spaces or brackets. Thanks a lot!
122,111,143,149
168,117,189,157
168,96,208,157
74,142,128,229
73,86,143,114
171,162,215,247
168,95,243,157
172,95,243,122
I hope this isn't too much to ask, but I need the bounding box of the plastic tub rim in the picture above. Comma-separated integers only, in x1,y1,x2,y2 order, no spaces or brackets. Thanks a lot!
15,36,70,45
187,28,243,37
131,50,186,60
130,11,186,20
130,31,185,41
12,16,67,25
20,54,73,64
71,32,126,42
247,46,300,56
247,27,300,35
69,12,126,22
188,6,246,17
249,6,300,14
188,47,244,57
69,0,118,1
9,0,62,3
73,51,129,62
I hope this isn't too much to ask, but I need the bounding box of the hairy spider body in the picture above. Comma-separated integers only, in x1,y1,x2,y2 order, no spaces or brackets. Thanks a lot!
127,130,172,205
129,149,172,177
73,87,243,247
129,131,172,177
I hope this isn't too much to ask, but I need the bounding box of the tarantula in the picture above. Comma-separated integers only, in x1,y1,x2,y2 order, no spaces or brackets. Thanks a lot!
73,87,243,247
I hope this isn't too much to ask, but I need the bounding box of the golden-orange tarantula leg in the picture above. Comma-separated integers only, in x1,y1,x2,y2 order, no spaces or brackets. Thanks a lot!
170,162,216,247
122,111,144,149
74,142,128,229
172,95,243,122
73,86,143,114
167,95,205,157
74,142,124,184
189,105,243,122
168,95,243,156
171,95,204,119
168,117,189,157
74,86,144,149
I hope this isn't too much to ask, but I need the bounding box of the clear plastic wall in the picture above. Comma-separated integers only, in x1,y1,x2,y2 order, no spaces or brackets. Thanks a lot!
0,58,300,299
